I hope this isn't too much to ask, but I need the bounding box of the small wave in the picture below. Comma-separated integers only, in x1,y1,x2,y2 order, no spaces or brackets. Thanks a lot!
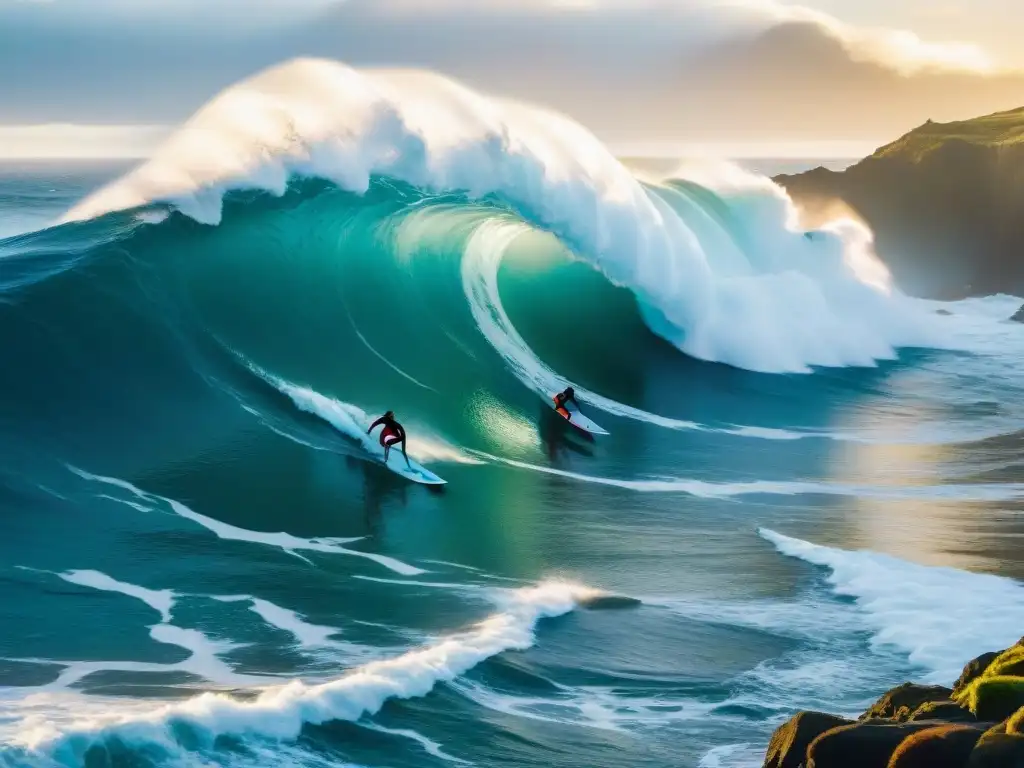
760,528,1024,683
10,581,597,764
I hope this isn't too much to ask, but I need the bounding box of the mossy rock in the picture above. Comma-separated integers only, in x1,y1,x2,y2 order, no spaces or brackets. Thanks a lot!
893,705,914,723
862,683,953,721
808,722,936,768
909,700,977,723
1007,706,1024,735
956,676,1024,723
888,724,986,768
954,651,1002,696
763,711,853,768
967,730,1024,767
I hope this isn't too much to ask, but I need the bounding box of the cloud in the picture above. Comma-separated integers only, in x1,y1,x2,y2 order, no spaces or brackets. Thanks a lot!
724,0,997,74
290,0,1024,144
326,0,1001,74
0,0,1021,147
650,20,1022,144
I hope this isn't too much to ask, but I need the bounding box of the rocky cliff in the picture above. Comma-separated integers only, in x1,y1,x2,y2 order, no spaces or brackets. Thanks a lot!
775,107,1024,299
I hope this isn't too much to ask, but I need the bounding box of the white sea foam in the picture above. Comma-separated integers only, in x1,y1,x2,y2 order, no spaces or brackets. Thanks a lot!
698,743,764,768
273,377,482,466
347,310,438,393
760,528,1024,683
420,559,484,573
479,451,1024,502
453,676,722,733
361,722,470,765
58,570,175,623
68,466,425,575
652,592,906,720
652,594,859,643
6,568,266,695
213,597,340,649
63,58,944,374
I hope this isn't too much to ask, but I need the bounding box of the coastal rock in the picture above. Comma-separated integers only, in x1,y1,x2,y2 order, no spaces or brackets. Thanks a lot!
1011,305,1024,323
860,683,953,722
954,652,1002,696
807,722,936,768
967,730,1024,767
888,724,986,768
763,711,854,768
907,700,976,723
757,642,1024,768
1009,706,1024,734
774,106,1024,299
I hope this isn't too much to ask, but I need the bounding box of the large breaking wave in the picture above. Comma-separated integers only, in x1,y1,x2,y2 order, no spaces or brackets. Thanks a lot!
60,57,942,375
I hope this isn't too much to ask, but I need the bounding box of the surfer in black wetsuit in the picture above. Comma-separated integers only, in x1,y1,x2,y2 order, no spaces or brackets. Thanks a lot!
553,387,578,420
367,411,409,467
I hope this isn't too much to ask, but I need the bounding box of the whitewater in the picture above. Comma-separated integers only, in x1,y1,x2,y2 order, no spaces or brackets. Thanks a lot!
3,56,1024,768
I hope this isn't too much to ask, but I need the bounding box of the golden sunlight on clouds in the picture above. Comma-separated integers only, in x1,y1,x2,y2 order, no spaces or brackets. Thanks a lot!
751,0,998,74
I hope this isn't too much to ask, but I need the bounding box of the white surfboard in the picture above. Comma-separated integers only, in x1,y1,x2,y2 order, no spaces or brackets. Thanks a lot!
374,448,447,485
365,432,447,485
550,394,609,436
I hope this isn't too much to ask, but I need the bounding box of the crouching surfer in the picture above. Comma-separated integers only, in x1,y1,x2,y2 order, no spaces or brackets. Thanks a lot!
368,410,410,467
553,387,578,420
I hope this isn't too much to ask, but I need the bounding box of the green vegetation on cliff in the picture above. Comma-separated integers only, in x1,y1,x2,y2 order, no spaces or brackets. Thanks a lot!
870,106,1024,163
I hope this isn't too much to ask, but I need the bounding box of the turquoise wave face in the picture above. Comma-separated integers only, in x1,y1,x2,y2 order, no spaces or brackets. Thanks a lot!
0,177,674,475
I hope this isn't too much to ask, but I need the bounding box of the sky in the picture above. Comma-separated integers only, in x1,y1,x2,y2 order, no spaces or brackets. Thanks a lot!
1,0,1022,158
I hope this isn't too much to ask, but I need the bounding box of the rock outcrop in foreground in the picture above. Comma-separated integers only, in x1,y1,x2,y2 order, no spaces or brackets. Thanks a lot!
774,107,1024,300
762,638,1024,768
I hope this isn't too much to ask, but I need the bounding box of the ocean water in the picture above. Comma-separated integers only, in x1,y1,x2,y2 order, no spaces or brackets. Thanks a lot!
3,61,1024,768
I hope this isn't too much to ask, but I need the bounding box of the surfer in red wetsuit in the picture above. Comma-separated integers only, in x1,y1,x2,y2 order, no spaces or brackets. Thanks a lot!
553,387,578,420
367,411,409,467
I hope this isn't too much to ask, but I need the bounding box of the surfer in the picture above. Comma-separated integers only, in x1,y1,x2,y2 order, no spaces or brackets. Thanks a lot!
553,387,578,420
367,411,409,467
